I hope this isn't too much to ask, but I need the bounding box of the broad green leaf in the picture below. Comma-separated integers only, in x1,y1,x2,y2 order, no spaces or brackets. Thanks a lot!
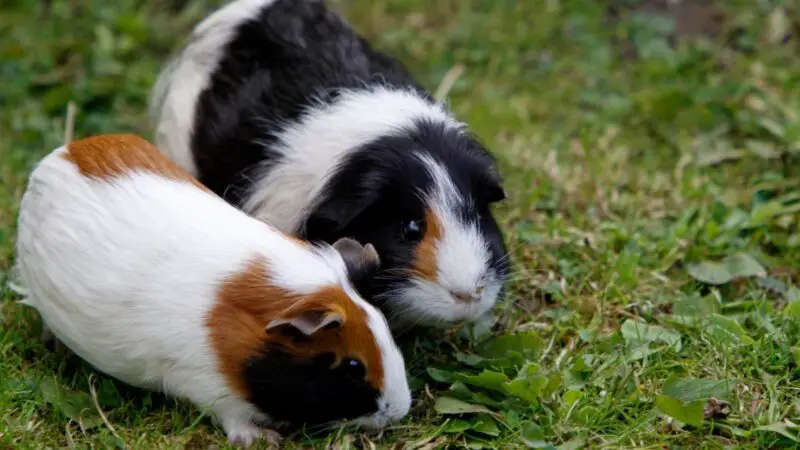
563,390,582,407
655,395,704,427
449,381,474,400
458,312,498,342
724,253,767,279
787,287,800,302
38,376,103,429
569,355,593,378
756,422,800,442
621,319,681,346
456,370,509,393
521,423,556,449
443,419,474,433
573,405,600,425
557,438,587,450
661,374,734,403
687,260,731,284
505,364,549,403
625,346,660,361
455,352,487,367
750,200,786,227
470,391,504,409
505,376,547,405
705,314,755,345
687,253,766,285
427,367,454,383
470,415,500,437
673,294,721,317
543,373,563,398
434,397,492,415
480,331,544,362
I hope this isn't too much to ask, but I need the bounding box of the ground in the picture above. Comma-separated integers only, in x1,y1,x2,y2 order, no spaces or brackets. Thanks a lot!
1,0,799,448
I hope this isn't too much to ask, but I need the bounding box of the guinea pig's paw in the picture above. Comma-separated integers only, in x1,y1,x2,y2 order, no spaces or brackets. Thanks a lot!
263,429,282,447
225,422,263,448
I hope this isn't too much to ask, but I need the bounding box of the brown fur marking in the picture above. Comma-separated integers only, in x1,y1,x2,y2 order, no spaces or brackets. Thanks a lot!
62,134,211,192
411,208,443,281
207,256,384,398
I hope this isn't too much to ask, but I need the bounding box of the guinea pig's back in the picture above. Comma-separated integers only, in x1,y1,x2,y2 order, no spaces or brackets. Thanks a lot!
14,137,262,387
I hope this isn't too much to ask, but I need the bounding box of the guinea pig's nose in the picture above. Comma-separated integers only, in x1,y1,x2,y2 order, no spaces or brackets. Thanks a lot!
451,289,481,303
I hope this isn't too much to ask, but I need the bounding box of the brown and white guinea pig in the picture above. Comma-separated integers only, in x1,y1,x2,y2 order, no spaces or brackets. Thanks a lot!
13,134,410,447
149,0,511,329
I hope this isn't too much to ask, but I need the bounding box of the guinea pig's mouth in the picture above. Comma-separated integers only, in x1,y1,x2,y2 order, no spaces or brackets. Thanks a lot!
391,275,503,327
347,407,405,431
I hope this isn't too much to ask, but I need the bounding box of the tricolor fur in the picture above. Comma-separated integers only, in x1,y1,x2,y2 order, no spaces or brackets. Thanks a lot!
150,0,510,328
13,135,410,446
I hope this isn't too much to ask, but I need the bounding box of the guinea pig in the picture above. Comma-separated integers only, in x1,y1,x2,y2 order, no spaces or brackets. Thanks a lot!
13,134,411,447
149,0,510,329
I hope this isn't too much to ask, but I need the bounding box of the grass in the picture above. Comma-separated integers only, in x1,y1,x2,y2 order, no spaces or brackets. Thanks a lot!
1,0,800,448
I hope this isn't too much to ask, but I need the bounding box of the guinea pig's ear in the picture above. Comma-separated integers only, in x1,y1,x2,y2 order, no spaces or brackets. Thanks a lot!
466,137,506,204
483,164,507,203
333,237,381,272
266,309,344,336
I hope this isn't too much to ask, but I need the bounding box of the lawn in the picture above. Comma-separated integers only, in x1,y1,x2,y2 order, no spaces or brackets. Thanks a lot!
2,0,800,448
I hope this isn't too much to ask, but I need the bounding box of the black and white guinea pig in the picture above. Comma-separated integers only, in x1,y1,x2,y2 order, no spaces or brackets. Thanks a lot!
150,0,510,329
13,134,410,447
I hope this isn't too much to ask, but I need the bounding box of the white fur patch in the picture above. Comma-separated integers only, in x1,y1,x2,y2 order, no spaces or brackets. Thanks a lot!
388,155,501,327
150,0,279,176
14,144,409,434
241,86,464,232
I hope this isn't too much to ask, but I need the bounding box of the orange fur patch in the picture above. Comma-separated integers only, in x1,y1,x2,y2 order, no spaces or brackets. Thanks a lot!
411,209,443,281
63,134,211,193
206,256,384,398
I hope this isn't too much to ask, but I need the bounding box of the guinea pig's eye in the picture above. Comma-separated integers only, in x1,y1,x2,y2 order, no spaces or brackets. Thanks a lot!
342,358,366,378
400,219,423,241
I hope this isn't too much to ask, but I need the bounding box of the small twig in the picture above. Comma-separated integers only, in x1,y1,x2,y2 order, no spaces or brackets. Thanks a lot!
64,102,77,145
433,65,465,102
88,375,126,448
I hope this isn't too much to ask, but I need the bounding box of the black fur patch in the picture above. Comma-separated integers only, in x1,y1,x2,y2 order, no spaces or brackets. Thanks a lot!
190,0,427,205
243,349,380,425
